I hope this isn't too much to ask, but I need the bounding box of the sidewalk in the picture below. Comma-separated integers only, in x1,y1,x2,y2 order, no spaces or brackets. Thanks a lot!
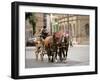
71,44,89,47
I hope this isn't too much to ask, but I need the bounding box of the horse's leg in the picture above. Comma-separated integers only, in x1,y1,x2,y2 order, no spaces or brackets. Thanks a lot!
54,51,57,62
62,47,66,60
35,45,40,61
55,48,58,62
58,48,62,62
65,44,69,62
47,48,51,62
51,56,53,62
58,48,60,62
40,52,43,61
48,55,51,62
49,50,54,62
51,51,55,62
40,47,44,61
61,48,63,62
35,51,38,61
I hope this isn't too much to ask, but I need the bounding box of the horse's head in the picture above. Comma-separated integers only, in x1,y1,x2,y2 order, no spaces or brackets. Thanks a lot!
53,31,64,43
54,31,70,44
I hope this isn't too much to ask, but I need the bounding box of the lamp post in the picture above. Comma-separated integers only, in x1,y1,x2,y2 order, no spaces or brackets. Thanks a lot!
50,14,53,35
67,14,70,35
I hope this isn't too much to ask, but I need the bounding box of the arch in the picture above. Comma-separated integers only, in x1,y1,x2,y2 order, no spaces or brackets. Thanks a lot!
85,23,89,36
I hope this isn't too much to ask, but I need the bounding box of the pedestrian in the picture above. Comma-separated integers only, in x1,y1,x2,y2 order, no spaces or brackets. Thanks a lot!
70,38,73,47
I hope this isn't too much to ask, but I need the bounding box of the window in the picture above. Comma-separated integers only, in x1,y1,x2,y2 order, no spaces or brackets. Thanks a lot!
85,24,89,36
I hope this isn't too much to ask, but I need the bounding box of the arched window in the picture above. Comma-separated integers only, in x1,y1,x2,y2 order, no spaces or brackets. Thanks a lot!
73,24,76,37
62,25,64,32
69,24,72,36
85,24,89,36
65,23,68,31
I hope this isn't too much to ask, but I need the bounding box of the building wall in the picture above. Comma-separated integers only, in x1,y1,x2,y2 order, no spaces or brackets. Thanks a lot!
46,14,51,35
77,16,89,44
25,13,89,45
51,14,89,45
34,13,44,36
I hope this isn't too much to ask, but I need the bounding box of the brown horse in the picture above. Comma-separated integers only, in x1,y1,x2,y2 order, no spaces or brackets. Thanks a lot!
34,37,46,61
34,31,70,62
43,31,70,62
54,31,70,62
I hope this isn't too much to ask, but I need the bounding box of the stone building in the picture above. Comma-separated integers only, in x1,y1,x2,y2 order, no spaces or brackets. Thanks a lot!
46,14,89,45
34,13,45,37
25,13,89,45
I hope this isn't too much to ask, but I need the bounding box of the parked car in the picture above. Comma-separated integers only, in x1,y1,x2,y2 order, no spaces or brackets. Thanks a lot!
26,37,37,46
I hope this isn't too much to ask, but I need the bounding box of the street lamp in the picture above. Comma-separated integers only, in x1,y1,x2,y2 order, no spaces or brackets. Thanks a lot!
50,14,53,35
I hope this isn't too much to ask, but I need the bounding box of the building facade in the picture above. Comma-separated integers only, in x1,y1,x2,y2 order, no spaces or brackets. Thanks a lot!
34,13,45,36
46,14,89,45
25,13,89,45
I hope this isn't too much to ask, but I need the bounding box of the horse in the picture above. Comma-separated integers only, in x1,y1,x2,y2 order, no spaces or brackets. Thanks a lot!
34,37,46,61
53,31,70,62
44,36,53,62
60,33,70,62
34,35,55,62
34,30,70,63
43,31,70,62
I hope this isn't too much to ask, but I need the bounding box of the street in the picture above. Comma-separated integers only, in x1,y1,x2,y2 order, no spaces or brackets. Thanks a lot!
25,45,89,68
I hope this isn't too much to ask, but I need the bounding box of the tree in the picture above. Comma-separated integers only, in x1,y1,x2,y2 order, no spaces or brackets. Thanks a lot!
26,13,37,35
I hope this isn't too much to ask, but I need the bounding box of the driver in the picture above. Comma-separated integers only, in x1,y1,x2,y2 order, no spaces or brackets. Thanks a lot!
40,26,48,39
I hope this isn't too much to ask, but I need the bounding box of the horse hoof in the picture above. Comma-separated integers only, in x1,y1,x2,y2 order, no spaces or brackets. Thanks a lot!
36,59,38,61
55,59,57,63
51,60,54,63
64,60,67,63
41,59,43,61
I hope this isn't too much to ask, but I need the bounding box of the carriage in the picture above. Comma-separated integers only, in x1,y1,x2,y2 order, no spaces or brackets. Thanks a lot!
34,29,71,63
